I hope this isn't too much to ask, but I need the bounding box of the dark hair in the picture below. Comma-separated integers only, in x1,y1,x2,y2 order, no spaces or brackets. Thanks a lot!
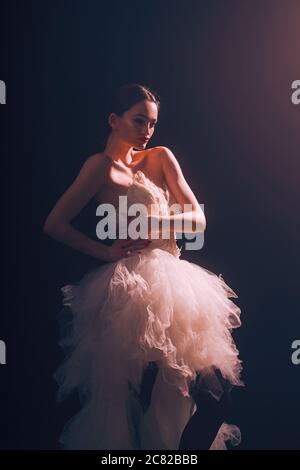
100,83,160,149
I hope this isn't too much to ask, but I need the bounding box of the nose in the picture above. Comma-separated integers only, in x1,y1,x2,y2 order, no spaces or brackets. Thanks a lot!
143,122,152,135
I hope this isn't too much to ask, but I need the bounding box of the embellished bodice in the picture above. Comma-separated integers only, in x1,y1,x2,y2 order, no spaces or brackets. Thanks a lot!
119,170,181,258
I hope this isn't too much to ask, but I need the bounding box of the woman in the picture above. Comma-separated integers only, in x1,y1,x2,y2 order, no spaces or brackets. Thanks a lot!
43,83,243,450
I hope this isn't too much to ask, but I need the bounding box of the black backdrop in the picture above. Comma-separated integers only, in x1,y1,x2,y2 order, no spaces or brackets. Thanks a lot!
0,0,299,450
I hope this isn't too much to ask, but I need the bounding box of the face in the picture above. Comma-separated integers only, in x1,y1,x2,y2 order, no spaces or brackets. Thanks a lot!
109,99,158,150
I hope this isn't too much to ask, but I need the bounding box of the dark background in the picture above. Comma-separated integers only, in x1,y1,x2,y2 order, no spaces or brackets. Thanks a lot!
0,0,299,450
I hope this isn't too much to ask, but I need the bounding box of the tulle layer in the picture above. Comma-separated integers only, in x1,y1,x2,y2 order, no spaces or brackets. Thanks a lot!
54,246,243,450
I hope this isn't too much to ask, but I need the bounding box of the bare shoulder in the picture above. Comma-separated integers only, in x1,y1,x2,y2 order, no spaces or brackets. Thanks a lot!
71,152,111,194
151,146,181,173
151,145,177,160
81,152,111,174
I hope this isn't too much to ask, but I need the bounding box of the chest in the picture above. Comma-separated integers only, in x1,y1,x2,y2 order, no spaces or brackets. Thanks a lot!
94,155,166,207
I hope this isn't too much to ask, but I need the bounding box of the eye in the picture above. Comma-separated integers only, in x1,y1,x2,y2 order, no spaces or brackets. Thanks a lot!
134,118,144,125
134,118,157,129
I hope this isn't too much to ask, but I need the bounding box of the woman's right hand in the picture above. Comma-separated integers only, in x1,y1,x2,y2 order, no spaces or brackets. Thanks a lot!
104,238,152,262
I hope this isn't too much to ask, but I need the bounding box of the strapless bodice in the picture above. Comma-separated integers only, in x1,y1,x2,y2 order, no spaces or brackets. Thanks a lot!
118,170,181,258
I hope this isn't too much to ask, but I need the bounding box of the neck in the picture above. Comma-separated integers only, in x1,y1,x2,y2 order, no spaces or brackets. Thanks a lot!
104,132,137,166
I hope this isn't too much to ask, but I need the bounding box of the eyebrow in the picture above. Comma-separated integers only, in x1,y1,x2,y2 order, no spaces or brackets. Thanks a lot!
134,113,157,122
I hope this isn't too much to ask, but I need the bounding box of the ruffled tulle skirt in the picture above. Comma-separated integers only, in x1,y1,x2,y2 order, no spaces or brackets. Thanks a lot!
54,246,243,450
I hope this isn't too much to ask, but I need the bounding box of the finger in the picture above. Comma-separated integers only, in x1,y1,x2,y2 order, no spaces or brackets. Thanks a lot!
123,244,148,257
123,248,133,257
132,239,151,246
120,239,142,248
129,244,150,252
125,240,151,249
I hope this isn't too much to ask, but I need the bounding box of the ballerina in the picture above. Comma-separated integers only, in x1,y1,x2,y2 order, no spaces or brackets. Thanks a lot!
43,83,243,450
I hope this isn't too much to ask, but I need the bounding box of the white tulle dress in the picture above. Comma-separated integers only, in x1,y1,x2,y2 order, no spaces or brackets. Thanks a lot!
54,170,243,450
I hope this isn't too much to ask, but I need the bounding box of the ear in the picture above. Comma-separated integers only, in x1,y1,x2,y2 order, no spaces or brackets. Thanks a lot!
108,112,117,130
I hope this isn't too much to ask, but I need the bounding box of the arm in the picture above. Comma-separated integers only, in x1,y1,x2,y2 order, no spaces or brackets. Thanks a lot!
43,154,111,261
151,146,206,234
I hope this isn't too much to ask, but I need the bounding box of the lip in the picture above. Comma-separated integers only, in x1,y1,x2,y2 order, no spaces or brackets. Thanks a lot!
140,137,149,143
